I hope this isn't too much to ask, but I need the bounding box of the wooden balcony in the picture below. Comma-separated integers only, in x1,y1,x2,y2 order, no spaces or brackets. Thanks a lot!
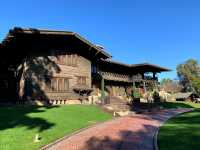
95,71,158,83
98,71,132,82
143,76,158,81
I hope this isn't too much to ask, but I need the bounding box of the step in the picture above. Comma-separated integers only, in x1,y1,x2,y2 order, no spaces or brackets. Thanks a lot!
114,111,131,117
104,104,130,112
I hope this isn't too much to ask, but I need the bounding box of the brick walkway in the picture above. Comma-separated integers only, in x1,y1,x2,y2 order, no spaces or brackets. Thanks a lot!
43,109,192,150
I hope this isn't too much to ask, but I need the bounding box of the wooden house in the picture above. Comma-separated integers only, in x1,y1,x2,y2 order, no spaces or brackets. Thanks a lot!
0,27,170,104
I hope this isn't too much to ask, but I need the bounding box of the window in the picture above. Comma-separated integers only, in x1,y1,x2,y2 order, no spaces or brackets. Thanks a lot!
57,55,64,65
58,78,63,91
66,55,70,65
46,77,69,92
51,78,58,91
92,64,97,73
77,76,87,85
72,55,78,66
64,78,69,91
56,54,78,66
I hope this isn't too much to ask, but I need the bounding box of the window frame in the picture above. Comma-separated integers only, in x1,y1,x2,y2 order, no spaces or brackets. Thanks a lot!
56,54,78,67
45,77,70,92
77,76,87,86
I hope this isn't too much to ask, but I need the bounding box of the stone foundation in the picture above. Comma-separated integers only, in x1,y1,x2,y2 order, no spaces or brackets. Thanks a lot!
25,99,82,106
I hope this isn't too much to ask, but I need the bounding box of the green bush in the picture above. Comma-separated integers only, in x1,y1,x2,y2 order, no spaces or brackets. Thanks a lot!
153,91,160,102
133,88,141,98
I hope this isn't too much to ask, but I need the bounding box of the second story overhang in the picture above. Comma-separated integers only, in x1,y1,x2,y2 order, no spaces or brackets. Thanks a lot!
94,59,171,83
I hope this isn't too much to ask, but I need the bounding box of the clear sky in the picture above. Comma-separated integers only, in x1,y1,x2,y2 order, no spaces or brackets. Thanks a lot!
1,0,200,79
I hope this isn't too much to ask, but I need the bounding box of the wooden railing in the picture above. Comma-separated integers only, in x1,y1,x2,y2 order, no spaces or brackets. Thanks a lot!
96,71,158,82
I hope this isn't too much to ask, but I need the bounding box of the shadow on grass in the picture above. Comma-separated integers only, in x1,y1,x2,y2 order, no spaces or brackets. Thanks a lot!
158,109,200,150
155,102,195,109
165,109,200,125
130,102,196,112
0,105,59,132
0,46,65,133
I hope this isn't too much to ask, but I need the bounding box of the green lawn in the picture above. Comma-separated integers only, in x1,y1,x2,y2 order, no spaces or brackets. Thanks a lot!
0,105,112,150
158,102,200,150
156,101,200,109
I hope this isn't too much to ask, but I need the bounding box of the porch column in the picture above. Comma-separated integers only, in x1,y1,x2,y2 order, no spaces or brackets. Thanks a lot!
141,73,144,79
153,72,156,80
143,81,147,93
131,81,134,97
101,77,105,103
153,72,158,90
132,81,136,92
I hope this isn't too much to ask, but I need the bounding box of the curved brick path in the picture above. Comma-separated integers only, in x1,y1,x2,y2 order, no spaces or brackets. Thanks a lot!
42,109,192,150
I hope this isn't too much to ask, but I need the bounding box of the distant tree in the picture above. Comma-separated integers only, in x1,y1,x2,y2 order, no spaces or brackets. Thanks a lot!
160,78,182,93
177,59,200,94
191,76,200,95
160,78,173,85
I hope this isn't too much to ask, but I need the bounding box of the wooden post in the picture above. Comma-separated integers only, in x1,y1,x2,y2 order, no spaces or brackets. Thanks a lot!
141,73,144,79
132,81,135,91
132,81,136,103
101,77,105,103
143,81,147,93
153,72,156,80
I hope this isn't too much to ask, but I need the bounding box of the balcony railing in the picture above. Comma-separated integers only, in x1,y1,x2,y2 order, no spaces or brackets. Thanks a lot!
144,76,158,81
94,71,158,82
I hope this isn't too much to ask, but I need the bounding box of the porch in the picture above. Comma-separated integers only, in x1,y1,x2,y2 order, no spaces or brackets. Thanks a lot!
92,71,159,102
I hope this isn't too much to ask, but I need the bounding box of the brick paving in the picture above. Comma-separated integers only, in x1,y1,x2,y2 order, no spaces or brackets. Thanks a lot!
43,108,192,150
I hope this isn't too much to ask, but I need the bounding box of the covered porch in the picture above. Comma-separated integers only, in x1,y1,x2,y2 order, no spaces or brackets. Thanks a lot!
92,71,159,103
92,59,170,104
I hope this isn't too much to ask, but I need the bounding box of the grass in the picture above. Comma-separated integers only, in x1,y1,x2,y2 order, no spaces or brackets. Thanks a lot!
0,105,112,150
133,101,200,110
158,102,200,150
156,101,200,109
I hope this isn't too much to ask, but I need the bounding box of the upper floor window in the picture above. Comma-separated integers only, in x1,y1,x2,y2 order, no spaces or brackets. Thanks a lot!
92,64,97,74
46,77,69,92
77,76,87,85
56,54,78,67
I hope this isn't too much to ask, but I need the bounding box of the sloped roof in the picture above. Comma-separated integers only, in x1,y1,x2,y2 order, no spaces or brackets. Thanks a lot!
131,63,171,72
2,27,112,59
173,92,193,99
101,59,170,72
0,27,171,73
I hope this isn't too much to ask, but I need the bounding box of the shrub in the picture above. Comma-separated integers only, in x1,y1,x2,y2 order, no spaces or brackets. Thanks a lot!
153,91,161,103
133,89,141,98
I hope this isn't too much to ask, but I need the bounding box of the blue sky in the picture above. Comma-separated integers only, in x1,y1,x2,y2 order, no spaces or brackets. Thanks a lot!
1,0,200,79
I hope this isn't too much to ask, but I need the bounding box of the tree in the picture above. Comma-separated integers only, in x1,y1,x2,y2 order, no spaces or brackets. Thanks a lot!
177,59,200,94
160,78,182,93
160,78,173,85
191,76,200,95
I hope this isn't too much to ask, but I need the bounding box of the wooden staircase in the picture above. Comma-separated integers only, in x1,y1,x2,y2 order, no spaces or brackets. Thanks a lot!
103,96,131,116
